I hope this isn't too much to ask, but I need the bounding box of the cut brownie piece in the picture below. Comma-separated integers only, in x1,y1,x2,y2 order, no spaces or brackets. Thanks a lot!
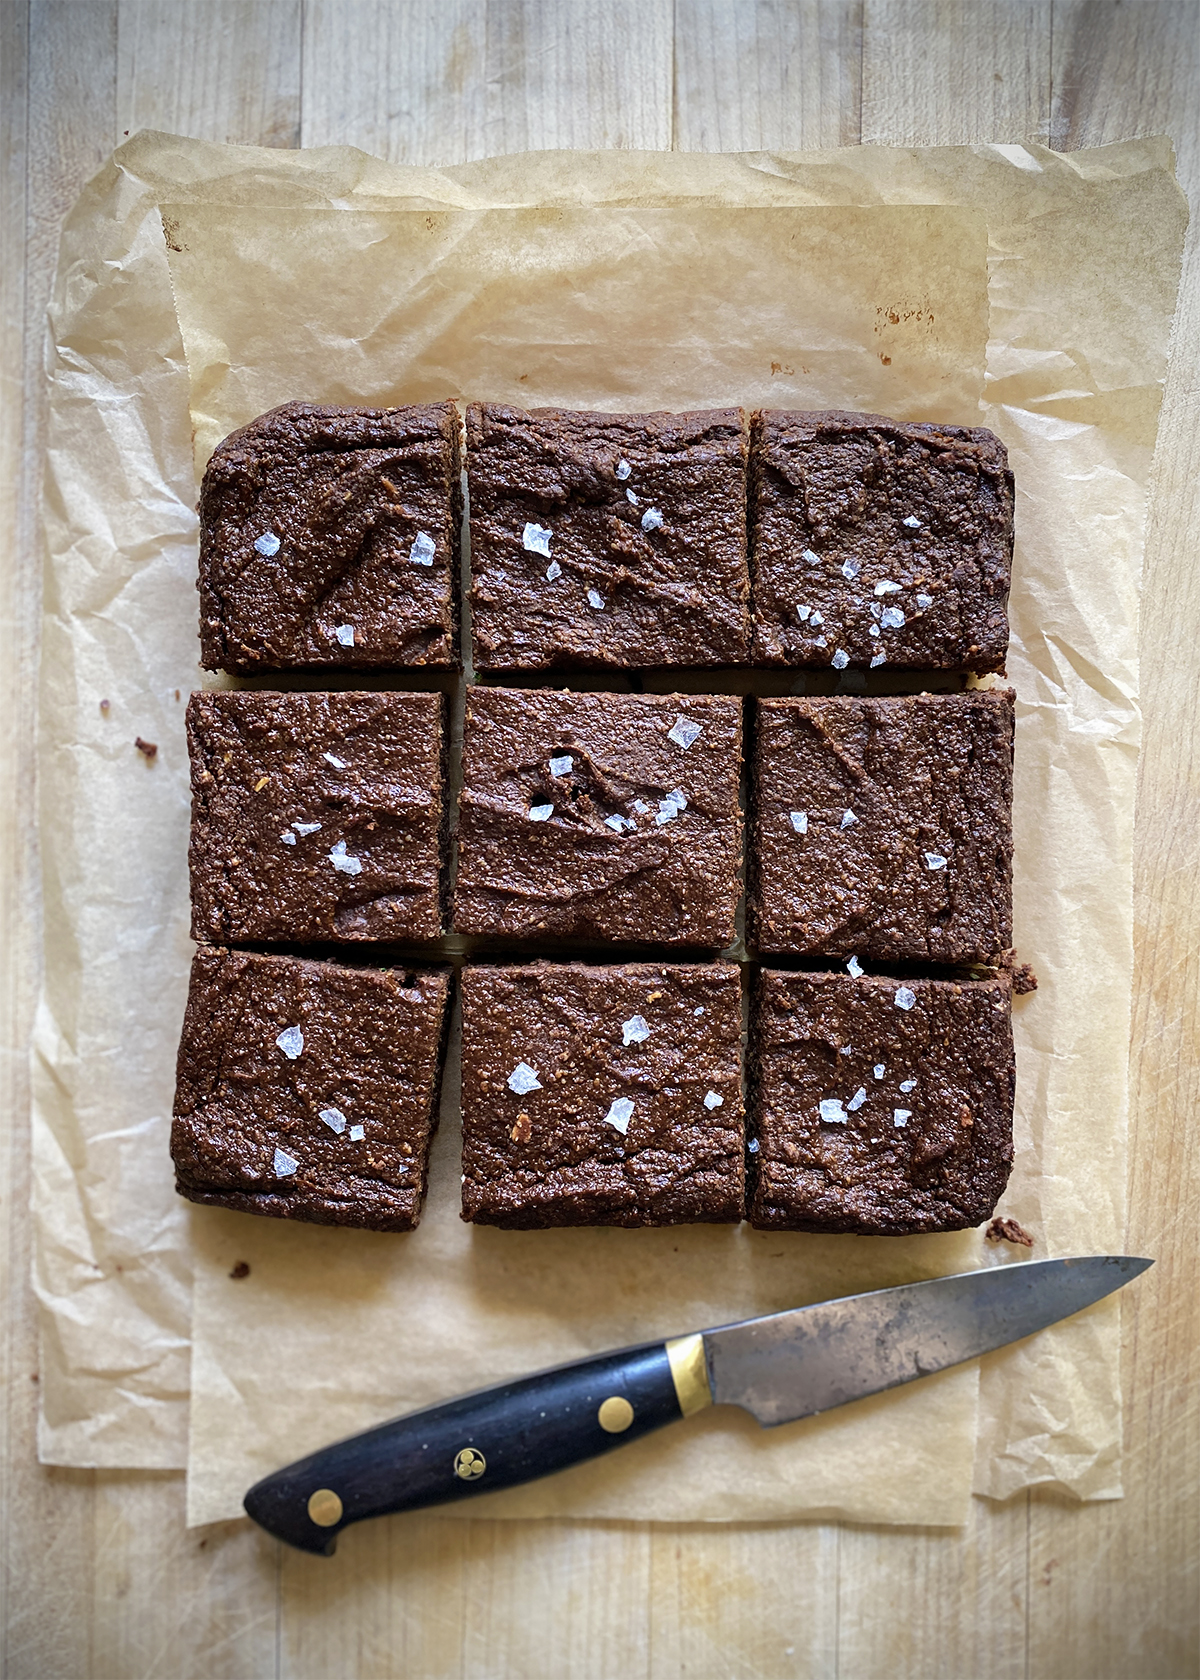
467,404,750,669
454,688,742,948
188,689,447,943
199,401,461,673
750,691,1013,962
750,411,1013,673
460,961,744,1228
749,970,1014,1235
172,948,451,1231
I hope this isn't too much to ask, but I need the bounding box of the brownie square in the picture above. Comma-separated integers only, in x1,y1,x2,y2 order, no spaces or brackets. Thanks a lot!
188,690,447,944
467,404,750,670
454,688,743,948
750,411,1013,673
750,691,1013,962
460,961,744,1228
172,948,451,1231
749,970,1014,1235
199,401,461,673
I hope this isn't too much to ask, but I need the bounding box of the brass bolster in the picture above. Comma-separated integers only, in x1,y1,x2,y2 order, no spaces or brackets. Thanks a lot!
665,1333,712,1417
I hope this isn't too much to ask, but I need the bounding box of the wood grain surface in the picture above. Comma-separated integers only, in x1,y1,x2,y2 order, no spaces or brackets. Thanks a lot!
2,3,1196,1675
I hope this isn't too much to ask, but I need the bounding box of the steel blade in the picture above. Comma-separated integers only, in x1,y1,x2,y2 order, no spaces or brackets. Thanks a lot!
704,1256,1150,1427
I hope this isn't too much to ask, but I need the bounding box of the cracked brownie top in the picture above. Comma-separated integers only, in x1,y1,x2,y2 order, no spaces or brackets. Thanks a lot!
187,688,447,943
198,401,461,673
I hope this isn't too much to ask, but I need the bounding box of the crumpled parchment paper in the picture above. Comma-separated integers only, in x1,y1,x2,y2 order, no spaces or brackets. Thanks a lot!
32,133,1186,1526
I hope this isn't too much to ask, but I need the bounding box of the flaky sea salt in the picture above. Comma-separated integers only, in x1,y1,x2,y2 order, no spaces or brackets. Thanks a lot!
796,605,811,622
410,531,436,565
846,955,863,977
529,803,554,822
901,515,923,530
616,459,631,480
924,852,948,870
587,588,605,610
623,1014,651,1046
329,840,363,875
549,755,573,778
349,1124,365,1141
819,1098,848,1124
831,648,849,670
875,580,901,596
655,801,678,825
916,593,933,610
545,560,562,581
900,1079,917,1093
604,814,629,832
626,488,639,506
292,821,322,835
841,559,860,580
801,548,821,565
507,1062,542,1095
694,1006,705,1016
641,507,663,532
254,531,281,557
604,1096,635,1134
523,522,552,556
668,715,702,751
846,1087,867,1112
841,809,857,829
703,1091,724,1110
814,636,828,648
334,624,355,647
880,606,906,630
869,624,881,638
273,1147,298,1177
634,799,650,814
870,652,886,668
894,987,916,1011
873,1063,886,1079
748,1137,759,1154
893,1109,912,1128
275,1026,304,1059
319,1108,347,1134
810,611,823,626
280,831,297,845
789,810,808,834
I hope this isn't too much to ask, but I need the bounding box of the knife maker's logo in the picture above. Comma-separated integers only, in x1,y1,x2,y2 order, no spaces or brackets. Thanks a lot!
454,1447,487,1481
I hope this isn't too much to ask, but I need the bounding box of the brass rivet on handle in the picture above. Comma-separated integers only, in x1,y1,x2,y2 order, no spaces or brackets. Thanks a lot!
598,1396,634,1433
454,1447,487,1480
307,1488,343,1527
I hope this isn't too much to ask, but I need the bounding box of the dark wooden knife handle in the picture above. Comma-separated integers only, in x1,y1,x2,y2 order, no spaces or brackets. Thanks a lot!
244,1337,709,1554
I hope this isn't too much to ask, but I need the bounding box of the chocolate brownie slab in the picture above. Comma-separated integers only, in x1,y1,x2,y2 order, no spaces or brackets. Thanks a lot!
750,691,1013,962
188,690,446,943
750,411,1013,673
454,688,742,948
460,961,744,1228
172,949,451,1231
749,970,1014,1235
199,401,461,673
467,404,750,669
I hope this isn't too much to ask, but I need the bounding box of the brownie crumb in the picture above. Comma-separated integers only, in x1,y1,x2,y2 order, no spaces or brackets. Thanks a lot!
135,736,158,759
229,1261,251,1279
986,1216,1034,1247
1012,963,1039,995
100,698,110,713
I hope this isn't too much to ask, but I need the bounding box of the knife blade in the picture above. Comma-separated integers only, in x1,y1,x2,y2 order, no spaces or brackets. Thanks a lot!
244,1254,1149,1554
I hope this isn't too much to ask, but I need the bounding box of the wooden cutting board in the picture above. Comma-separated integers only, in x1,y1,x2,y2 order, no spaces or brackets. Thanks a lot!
1,3,1195,1674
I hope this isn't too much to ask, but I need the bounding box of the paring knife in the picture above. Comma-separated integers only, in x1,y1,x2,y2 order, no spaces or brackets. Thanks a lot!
244,1254,1149,1554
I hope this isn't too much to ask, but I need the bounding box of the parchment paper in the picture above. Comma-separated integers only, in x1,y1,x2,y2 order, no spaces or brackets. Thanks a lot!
33,134,1186,1525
